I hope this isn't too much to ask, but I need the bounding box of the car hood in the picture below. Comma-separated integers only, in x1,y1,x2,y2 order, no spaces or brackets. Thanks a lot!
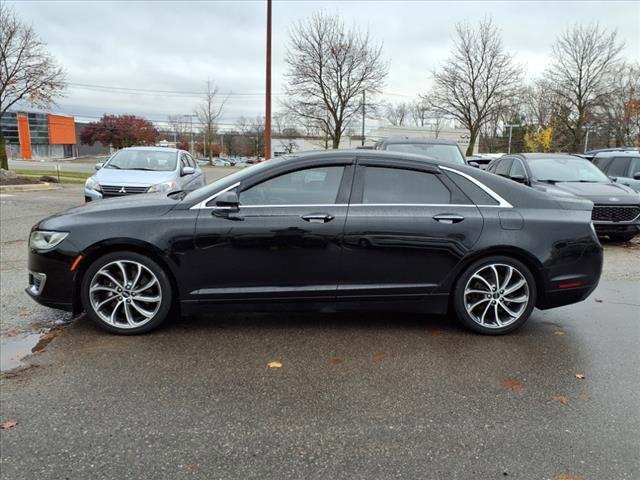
532,181,640,204
95,168,176,186
35,193,179,231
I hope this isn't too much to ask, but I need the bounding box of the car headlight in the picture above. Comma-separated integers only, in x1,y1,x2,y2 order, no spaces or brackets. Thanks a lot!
29,231,69,251
85,176,101,192
148,180,178,193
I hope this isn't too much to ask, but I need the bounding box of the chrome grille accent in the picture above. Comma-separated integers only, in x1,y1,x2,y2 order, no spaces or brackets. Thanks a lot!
101,185,149,197
592,205,640,222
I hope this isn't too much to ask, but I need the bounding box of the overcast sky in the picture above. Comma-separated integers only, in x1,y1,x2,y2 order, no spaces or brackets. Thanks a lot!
11,0,640,129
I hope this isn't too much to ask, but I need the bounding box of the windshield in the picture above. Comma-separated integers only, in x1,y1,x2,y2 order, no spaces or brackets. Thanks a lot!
528,157,610,182
106,150,178,171
385,143,466,164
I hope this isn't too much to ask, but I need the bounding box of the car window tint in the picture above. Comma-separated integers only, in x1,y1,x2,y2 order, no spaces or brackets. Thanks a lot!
186,154,196,169
630,158,640,176
593,157,612,171
495,158,513,177
607,157,631,177
445,173,499,206
240,166,345,205
361,167,451,204
510,159,526,177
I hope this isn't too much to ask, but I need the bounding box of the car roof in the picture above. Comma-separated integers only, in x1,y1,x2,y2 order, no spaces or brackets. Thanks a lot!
593,150,640,158
379,137,459,146
121,146,182,153
283,148,441,166
509,153,586,161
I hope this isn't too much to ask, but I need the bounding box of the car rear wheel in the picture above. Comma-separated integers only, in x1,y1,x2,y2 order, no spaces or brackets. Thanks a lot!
81,251,172,334
453,256,537,335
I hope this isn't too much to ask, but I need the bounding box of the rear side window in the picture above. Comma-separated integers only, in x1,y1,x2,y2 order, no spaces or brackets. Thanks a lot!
361,167,451,204
606,157,631,177
445,173,499,206
630,158,640,177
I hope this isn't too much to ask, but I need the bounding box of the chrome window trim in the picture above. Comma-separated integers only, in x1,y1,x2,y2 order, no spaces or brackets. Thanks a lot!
190,182,240,210
440,166,513,208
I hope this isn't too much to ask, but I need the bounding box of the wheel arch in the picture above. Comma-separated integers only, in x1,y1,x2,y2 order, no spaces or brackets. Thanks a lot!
72,238,180,315
443,246,546,307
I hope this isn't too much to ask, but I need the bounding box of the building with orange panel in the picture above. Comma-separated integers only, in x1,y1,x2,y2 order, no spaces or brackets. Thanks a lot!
1,110,77,160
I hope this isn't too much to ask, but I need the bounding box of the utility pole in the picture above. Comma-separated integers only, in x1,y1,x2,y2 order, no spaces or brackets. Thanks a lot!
361,90,365,146
184,114,197,156
265,0,272,160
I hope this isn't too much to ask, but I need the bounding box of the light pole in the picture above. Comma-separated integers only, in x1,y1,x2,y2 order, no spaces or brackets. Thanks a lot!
361,90,366,146
584,127,590,153
184,114,197,156
505,124,519,154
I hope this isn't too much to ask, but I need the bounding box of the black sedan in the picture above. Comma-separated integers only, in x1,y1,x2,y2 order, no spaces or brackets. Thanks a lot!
27,150,603,335
486,153,640,241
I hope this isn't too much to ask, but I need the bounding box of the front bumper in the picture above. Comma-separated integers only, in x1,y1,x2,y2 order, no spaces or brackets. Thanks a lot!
26,246,80,313
593,222,640,236
84,188,102,202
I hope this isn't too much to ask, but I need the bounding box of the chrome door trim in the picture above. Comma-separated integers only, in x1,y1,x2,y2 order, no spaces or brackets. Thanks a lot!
190,182,241,210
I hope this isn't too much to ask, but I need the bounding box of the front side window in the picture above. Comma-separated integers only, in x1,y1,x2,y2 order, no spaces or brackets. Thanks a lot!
361,167,451,204
105,150,178,171
240,166,345,205
510,159,526,178
606,157,631,177
495,158,513,177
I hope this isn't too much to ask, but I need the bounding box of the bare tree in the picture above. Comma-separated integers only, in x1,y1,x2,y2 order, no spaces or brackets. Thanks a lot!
384,101,409,126
593,62,640,147
545,23,624,152
409,99,430,127
283,11,388,149
523,79,557,128
428,18,523,155
0,2,65,168
195,80,225,162
166,115,191,143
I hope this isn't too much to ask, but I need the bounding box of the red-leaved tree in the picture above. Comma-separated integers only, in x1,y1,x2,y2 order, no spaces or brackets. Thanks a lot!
80,114,159,149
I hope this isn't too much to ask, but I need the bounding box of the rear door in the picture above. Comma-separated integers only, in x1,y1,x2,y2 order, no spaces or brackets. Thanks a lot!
338,158,484,298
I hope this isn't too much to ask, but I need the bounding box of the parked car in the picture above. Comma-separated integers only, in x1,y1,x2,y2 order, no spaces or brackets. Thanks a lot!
85,147,205,202
374,138,467,165
592,151,640,192
28,150,602,335
486,153,640,241
466,155,495,170
206,158,231,167
581,147,640,161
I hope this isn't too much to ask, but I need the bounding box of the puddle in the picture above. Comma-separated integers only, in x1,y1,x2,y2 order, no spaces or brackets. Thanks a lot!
0,333,50,372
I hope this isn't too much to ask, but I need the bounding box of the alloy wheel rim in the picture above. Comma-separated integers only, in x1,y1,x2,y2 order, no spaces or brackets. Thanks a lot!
463,263,529,329
89,260,162,329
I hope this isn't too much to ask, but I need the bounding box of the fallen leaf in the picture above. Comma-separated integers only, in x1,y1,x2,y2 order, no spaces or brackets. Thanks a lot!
501,379,524,391
372,353,385,361
429,329,443,336
182,464,201,473
266,361,282,369
17,312,29,317
1,421,17,430
594,298,603,303
579,393,589,401
5,330,17,337
575,373,585,380
329,357,343,365
554,330,565,336
552,395,569,405
555,474,584,480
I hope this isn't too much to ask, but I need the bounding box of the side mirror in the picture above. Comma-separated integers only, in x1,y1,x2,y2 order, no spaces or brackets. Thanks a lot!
633,172,640,180
212,190,240,216
468,161,480,168
182,166,195,176
95,162,104,171
510,174,527,184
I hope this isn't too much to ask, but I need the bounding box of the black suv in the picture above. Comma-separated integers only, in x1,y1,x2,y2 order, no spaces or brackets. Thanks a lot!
486,153,640,241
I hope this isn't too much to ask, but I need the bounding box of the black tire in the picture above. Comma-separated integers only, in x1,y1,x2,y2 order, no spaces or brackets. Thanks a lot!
609,233,636,242
81,251,173,335
452,255,537,335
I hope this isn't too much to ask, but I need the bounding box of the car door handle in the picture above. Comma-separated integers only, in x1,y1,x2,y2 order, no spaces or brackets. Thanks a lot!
433,214,464,224
301,213,334,224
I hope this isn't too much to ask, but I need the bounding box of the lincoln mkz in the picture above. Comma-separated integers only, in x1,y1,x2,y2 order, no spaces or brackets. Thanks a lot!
27,151,603,335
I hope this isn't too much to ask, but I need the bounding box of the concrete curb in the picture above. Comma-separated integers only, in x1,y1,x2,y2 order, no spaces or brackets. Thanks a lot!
0,182,62,193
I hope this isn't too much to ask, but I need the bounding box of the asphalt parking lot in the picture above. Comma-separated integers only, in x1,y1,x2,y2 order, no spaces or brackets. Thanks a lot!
1,185,639,480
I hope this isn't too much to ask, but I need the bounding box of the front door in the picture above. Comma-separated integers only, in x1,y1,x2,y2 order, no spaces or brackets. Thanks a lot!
339,158,484,298
191,160,353,301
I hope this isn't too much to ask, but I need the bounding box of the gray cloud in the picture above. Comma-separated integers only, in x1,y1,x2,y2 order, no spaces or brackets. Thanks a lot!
11,0,640,128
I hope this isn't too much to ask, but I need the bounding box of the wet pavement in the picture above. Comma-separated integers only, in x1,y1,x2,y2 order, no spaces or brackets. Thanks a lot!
1,187,639,479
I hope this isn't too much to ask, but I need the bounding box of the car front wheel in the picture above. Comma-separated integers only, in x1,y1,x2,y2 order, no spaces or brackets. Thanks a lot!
453,256,537,335
81,251,173,334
